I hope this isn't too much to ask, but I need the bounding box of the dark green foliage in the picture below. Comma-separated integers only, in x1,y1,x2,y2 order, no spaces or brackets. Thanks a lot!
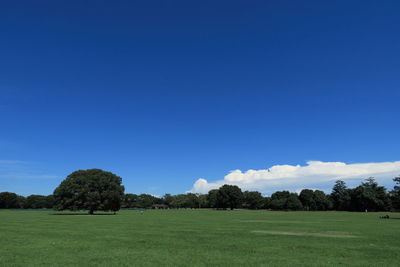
242,191,264,209
16,195,26,208
313,190,332,210
167,194,193,208
286,193,303,210
216,184,243,210
182,193,199,208
394,175,400,192
262,196,271,209
23,195,54,209
136,194,162,208
299,189,332,211
330,178,391,212
197,194,209,208
122,193,139,208
122,193,163,208
347,178,391,211
331,180,351,210
160,193,207,209
162,194,174,207
269,191,303,210
207,189,219,208
53,169,125,214
3,174,398,212
0,192,20,208
299,189,316,211
391,175,400,210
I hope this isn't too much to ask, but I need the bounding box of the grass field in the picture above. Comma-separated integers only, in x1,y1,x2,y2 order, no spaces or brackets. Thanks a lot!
1,210,399,266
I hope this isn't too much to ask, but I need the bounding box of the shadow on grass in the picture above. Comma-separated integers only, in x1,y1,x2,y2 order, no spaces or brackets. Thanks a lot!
50,213,117,216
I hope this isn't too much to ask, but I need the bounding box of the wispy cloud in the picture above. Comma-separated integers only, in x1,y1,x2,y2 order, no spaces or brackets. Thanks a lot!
0,159,58,179
0,160,29,165
0,174,58,179
190,161,400,194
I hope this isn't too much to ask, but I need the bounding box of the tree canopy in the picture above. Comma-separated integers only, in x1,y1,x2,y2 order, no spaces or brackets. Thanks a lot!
270,191,303,210
242,191,264,209
331,180,351,210
0,192,20,209
53,169,125,214
391,175,400,210
3,173,400,212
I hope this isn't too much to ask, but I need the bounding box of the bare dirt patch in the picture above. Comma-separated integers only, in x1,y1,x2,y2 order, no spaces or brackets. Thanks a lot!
251,230,357,238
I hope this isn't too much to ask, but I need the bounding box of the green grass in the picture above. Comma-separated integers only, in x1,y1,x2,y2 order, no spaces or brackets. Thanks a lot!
1,210,399,266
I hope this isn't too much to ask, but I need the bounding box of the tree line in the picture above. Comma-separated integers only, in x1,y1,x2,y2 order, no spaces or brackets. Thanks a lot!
1,169,400,212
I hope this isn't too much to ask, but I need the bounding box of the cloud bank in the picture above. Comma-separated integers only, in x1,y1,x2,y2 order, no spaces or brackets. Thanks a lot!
190,161,400,194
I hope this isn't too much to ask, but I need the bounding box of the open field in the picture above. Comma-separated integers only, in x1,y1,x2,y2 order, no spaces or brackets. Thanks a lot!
1,210,399,266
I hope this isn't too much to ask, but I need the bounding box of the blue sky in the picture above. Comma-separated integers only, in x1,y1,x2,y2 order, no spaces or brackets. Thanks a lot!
1,0,400,196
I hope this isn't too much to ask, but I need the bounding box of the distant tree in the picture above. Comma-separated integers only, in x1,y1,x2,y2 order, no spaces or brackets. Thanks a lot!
24,195,54,209
242,191,264,209
299,189,316,211
269,191,302,210
53,169,125,214
313,190,332,210
269,191,290,210
331,180,351,210
0,192,20,209
185,193,200,208
394,175,400,192
286,193,303,210
137,194,162,208
262,196,271,209
16,195,26,208
217,185,243,210
45,195,55,208
391,175,400,210
122,193,138,208
348,178,391,211
207,189,220,208
162,194,174,207
167,194,180,208
197,194,209,208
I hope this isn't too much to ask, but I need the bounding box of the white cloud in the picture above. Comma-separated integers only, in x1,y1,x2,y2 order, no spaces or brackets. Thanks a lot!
189,161,400,194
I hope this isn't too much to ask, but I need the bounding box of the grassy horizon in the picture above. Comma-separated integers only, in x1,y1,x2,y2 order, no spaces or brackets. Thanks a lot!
1,209,399,266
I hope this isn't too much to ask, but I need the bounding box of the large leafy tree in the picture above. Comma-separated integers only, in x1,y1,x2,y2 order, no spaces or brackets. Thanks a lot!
53,169,125,214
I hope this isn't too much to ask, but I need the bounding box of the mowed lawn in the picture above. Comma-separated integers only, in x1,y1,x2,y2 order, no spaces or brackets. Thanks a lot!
1,210,399,266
